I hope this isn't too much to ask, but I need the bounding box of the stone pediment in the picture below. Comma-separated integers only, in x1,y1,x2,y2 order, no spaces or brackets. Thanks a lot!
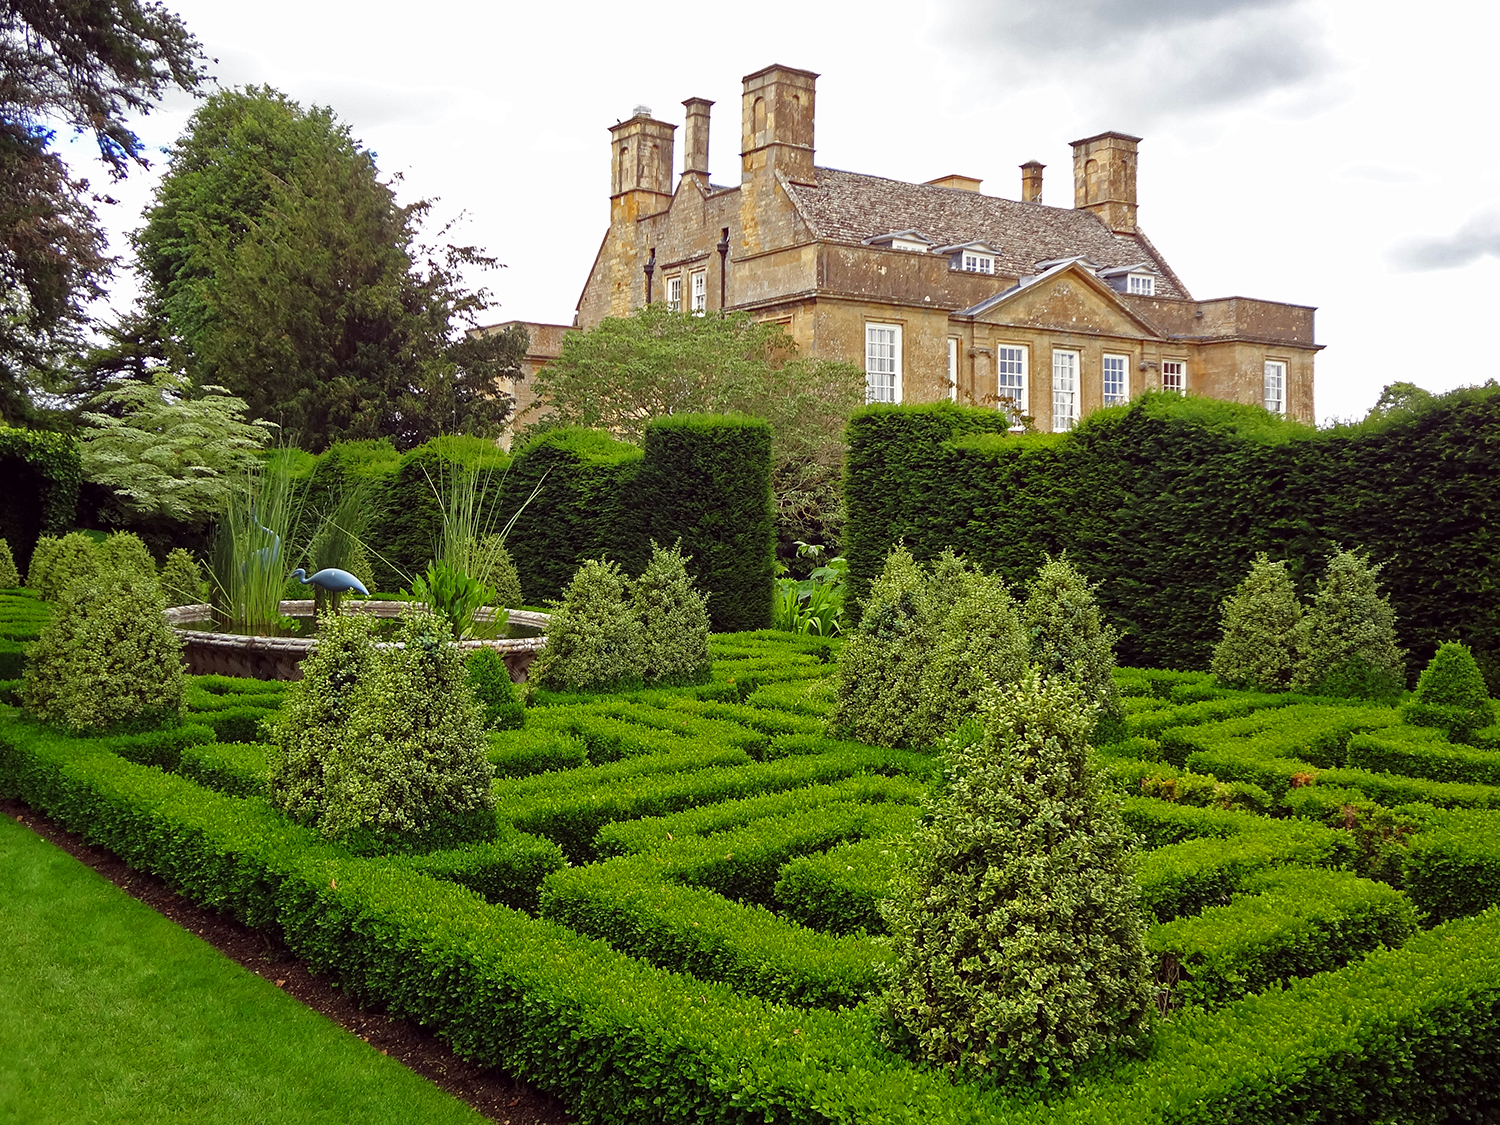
970,266,1164,339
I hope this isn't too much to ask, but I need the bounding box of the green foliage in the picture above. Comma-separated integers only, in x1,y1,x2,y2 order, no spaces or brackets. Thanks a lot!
1292,549,1406,701
1402,641,1496,741
0,538,17,587
466,648,524,731
1347,726,1500,786
637,414,774,632
0,428,81,577
878,669,1153,1087
21,567,185,734
633,540,711,687
1024,555,1124,733
470,534,522,607
917,570,1028,743
1402,809,1500,923
841,387,1500,691
29,531,97,602
829,545,932,748
531,558,643,694
209,461,298,635
1211,554,1304,691
131,86,522,450
411,560,493,640
93,531,157,583
267,611,494,847
159,547,208,606
79,370,274,521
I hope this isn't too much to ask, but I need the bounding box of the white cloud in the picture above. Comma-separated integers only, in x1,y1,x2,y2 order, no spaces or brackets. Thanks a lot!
1389,206,1500,271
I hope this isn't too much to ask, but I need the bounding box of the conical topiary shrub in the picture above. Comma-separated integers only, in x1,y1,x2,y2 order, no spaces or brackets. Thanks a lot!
1211,553,1304,691
25,535,60,590
471,534,523,608
1402,642,1495,743
31,531,98,602
94,532,157,583
531,557,643,693
829,544,933,748
633,540,712,687
1293,548,1406,702
159,548,209,607
878,667,1153,1088
22,568,186,733
917,570,1028,743
925,547,974,634
0,538,18,587
466,647,525,731
1023,554,1124,736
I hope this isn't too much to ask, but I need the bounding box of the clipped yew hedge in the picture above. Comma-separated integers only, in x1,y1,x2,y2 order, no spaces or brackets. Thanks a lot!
0,427,81,575
843,388,1500,686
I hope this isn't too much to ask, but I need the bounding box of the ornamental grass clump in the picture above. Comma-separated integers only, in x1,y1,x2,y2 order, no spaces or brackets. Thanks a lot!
531,558,643,693
0,538,18,587
829,544,933,748
917,570,1028,743
633,540,712,687
22,565,185,734
159,548,209,607
1402,642,1495,743
267,611,495,848
1023,554,1124,737
30,531,98,602
1293,548,1406,702
878,668,1152,1089
466,647,525,731
1211,553,1304,691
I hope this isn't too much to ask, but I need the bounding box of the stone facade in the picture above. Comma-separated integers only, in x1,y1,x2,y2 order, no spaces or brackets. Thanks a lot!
518,64,1320,431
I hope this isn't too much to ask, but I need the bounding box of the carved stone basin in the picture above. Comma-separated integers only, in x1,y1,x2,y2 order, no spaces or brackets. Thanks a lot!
164,600,549,683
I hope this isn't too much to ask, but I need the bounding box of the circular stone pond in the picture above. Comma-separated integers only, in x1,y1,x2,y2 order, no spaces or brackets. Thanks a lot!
164,600,549,683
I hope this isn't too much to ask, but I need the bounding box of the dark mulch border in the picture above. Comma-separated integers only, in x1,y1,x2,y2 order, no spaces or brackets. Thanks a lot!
1,798,571,1125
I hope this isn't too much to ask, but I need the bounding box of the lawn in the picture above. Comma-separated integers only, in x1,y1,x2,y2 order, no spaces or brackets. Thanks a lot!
0,811,488,1125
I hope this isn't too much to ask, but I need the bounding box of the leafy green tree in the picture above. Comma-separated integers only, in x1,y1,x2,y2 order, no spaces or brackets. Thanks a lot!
528,303,864,550
22,564,185,733
1293,548,1406,702
829,544,932,747
917,570,1028,743
130,86,524,449
1211,553,1304,691
1023,554,1124,734
878,668,1152,1088
531,557,642,693
632,540,712,687
1,0,207,423
78,370,273,522
1402,642,1495,742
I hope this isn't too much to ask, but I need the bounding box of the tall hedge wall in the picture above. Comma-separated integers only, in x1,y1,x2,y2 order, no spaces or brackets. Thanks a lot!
843,389,1500,687
637,415,774,632
0,428,81,574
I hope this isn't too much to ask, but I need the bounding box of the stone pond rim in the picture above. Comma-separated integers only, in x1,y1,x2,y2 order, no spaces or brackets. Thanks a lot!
163,600,550,683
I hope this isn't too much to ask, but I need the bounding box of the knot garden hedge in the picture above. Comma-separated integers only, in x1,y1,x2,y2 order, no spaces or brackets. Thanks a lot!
3,588,1500,1124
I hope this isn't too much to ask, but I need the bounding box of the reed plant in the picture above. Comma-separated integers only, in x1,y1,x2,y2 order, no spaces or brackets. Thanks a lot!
210,460,299,635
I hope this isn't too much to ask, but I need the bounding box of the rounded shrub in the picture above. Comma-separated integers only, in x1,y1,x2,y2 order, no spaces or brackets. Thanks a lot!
1402,641,1495,742
0,537,18,587
470,534,523,608
917,570,1027,743
95,532,157,583
24,535,59,589
633,540,712,687
30,531,98,602
159,548,209,607
829,544,933,748
531,557,643,693
1210,553,1304,691
1023,554,1124,735
925,547,975,633
467,647,525,730
877,668,1153,1089
1293,548,1406,702
22,568,186,734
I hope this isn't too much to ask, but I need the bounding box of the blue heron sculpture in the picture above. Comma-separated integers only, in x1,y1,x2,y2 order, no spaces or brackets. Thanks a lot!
291,568,371,597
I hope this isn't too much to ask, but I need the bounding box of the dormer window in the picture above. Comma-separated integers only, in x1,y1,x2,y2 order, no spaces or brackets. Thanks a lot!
963,253,994,274
1127,273,1155,296
935,241,1001,275
1098,262,1160,296
890,237,931,253
863,229,935,254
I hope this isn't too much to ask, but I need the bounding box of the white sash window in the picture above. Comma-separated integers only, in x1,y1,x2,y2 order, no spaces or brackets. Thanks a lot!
1052,349,1079,431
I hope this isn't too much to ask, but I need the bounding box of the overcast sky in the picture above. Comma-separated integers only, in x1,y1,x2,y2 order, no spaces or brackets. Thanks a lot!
69,0,1498,423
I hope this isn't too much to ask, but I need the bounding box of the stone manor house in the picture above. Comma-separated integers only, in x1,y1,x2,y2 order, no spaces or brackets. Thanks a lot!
492,64,1318,432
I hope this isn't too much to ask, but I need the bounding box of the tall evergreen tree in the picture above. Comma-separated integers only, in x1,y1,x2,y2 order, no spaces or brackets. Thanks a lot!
1023,554,1123,733
1211,553,1304,691
1293,548,1406,701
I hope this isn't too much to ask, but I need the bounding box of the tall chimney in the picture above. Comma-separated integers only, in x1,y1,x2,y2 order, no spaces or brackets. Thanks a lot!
1020,160,1044,203
682,97,713,183
1069,131,1141,233
740,64,818,186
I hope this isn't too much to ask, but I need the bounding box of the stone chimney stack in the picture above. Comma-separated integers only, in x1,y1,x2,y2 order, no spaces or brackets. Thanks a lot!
682,97,713,184
740,64,818,186
608,107,675,224
1069,131,1141,233
1021,160,1044,203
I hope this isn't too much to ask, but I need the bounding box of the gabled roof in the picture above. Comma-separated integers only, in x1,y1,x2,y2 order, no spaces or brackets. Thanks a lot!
1097,262,1159,278
931,240,1001,256
863,229,934,246
954,259,1168,340
782,167,1191,299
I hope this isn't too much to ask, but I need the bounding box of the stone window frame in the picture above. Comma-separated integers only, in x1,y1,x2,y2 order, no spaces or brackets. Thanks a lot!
947,337,959,402
1162,358,1187,394
865,322,903,405
1103,352,1129,407
1052,348,1080,432
1264,359,1288,415
996,343,1028,422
